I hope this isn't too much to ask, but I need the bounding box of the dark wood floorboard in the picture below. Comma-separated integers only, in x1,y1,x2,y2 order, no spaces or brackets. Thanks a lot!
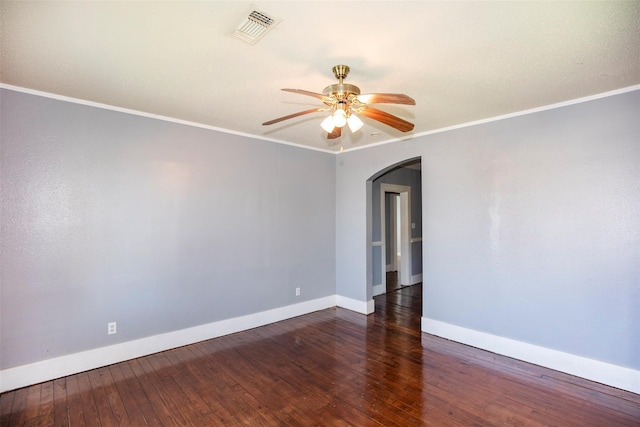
2,283,639,426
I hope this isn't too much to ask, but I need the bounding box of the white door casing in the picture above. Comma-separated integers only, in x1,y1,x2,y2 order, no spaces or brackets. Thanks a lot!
380,183,412,290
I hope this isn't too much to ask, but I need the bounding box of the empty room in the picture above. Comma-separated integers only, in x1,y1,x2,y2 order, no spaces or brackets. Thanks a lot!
1,1,638,425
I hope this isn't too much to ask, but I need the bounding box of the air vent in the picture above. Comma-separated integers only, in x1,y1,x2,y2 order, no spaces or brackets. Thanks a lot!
230,7,281,45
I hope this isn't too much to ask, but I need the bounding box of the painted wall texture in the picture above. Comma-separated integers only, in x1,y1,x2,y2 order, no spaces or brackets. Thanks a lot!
1,87,638,376
0,89,336,369
337,90,639,370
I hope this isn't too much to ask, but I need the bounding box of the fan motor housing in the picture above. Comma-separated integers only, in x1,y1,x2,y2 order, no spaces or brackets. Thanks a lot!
322,83,361,99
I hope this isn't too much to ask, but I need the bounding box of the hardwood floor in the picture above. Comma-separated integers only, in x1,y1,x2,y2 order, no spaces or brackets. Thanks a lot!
385,271,402,293
2,284,639,426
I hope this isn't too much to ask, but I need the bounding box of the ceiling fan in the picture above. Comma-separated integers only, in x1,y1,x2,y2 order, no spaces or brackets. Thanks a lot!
262,65,416,140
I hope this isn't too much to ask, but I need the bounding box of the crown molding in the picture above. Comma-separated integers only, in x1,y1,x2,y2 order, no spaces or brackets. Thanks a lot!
2,83,638,155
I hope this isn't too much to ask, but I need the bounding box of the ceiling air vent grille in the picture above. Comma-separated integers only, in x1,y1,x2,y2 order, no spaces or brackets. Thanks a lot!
231,8,281,45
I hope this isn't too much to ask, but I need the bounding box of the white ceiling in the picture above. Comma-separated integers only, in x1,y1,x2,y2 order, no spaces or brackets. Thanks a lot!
1,1,639,152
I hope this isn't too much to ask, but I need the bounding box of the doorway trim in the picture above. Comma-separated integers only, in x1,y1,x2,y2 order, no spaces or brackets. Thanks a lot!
378,183,412,295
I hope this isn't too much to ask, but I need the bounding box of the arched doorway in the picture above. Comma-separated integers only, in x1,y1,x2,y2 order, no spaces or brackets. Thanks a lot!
367,158,423,311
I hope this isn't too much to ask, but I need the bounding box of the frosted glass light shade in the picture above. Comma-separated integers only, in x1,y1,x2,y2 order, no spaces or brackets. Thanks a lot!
320,115,335,133
333,109,347,128
347,114,364,132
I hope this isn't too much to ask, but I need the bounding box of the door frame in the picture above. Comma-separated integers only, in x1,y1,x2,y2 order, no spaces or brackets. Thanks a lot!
387,193,398,273
379,183,412,292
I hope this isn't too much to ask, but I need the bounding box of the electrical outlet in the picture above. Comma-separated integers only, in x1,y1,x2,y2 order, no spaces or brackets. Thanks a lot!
108,322,117,335
295,287,301,296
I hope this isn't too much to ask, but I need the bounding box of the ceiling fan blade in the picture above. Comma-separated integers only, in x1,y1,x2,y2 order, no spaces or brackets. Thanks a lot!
359,107,415,132
327,126,341,139
282,88,332,102
262,108,325,126
357,93,416,105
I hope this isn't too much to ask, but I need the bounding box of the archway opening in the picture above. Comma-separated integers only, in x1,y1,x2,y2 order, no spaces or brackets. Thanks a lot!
366,158,422,313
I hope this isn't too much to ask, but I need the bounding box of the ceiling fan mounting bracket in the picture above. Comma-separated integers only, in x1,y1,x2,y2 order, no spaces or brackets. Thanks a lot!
324,65,360,101
332,65,350,81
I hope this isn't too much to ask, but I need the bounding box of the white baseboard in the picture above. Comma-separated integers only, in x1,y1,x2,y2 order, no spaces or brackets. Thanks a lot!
0,296,337,393
421,317,640,394
411,273,423,285
337,295,375,315
372,284,385,296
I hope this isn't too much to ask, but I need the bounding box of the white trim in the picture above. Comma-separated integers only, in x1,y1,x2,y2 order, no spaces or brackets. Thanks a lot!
421,318,640,394
372,284,385,297
388,193,398,273
4,83,637,156
341,84,640,153
371,241,383,246
411,273,423,285
411,237,422,243
0,296,336,393
0,84,335,154
380,184,412,289
336,295,374,315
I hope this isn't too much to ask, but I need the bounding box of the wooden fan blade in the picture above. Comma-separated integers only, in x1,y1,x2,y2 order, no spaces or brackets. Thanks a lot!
357,93,416,105
282,89,332,102
359,107,415,132
327,126,341,139
262,108,325,126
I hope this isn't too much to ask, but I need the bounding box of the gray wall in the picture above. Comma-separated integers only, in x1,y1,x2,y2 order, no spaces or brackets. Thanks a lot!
337,90,639,369
2,87,638,373
0,89,336,369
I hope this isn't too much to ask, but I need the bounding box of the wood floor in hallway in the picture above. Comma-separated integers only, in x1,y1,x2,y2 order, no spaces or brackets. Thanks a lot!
1,284,639,426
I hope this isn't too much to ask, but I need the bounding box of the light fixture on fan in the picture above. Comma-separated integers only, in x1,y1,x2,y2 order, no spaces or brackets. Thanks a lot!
320,115,335,133
347,113,364,132
320,103,364,133
263,65,415,141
